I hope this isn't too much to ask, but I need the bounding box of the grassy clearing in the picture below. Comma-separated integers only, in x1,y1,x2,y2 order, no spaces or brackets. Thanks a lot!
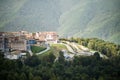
38,50,52,59
38,44,67,58
51,44,67,50
31,46,46,54
51,44,68,56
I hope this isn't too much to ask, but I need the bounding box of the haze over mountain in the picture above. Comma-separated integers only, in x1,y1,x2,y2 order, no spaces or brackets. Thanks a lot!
0,0,61,31
0,0,120,44
58,0,120,44
0,0,80,32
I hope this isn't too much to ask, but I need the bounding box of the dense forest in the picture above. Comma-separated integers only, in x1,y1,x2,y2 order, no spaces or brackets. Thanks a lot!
0,38,120,80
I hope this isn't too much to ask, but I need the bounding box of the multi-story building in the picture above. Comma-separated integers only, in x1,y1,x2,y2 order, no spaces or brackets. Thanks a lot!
0,32,10,52
10,36,27,51
0,31,59,52
0,32,28,52
0,34,4,52
34,32,59,44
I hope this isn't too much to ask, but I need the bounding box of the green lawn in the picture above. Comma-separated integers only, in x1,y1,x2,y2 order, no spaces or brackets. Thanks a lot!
51,44,67,50
38,44,67,58
31,46,46,54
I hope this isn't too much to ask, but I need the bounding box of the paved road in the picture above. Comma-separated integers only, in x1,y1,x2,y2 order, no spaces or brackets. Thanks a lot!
71,42,108,58
36,44,50,55
61,41,108,58
28,50,33,56
63,42,92,55
72,43,93,56
60,43,76,53
71,43,82,52
34,41,108,59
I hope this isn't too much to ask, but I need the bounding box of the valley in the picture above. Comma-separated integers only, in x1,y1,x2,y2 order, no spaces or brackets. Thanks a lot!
0,0,120,80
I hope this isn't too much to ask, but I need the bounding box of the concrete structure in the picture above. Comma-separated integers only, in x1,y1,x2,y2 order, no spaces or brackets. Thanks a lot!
4,52,27,60
5,54,18,60
18,53,27,59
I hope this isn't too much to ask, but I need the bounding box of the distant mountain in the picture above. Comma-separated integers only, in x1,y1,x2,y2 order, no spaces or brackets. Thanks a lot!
0,0,120,44
58,0,120,44
0,0,80,32
0,0,28,29
0,0,61,32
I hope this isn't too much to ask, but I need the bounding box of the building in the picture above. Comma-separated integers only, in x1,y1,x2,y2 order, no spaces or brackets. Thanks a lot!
10,37,27,51
19,31,33,39
26,39,36,50
0,32,4,52
0,32,28,52
34,32,59,44
0,32,10,52
0,31,59,53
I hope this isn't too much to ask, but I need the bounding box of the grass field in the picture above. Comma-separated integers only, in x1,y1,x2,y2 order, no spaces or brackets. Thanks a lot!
31,46,46,54
38,44,67,58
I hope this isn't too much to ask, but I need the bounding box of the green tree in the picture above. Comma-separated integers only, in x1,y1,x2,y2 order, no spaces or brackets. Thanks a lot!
58,51,65,64
80,73,89,80
50,73,58,80
20,73,27,80
33,76,42,80
7,73,16,80
98,76,104,80
28,72,34,80
25,55,41,67
48,53,56,63
94,52,101,60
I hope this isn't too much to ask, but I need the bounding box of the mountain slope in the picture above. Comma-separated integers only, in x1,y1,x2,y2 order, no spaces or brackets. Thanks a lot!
58,0,120,44
0,0,61,32
0,0,119,44
0,0,81,32
0,0,28,28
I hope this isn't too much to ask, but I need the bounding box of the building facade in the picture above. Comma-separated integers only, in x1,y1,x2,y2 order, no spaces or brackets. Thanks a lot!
34,32,59,44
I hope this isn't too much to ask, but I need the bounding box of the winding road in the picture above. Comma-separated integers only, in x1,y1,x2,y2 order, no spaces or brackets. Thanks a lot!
36,44,50,55
61,41,108,59
60,43,75,53
36,46,50,55
32,41,108,59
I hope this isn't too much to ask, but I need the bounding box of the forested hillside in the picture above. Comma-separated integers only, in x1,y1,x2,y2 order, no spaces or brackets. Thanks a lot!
58,0,120,44
0,38,120,80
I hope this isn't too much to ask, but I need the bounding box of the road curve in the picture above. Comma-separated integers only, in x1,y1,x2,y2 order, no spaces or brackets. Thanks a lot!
36,45,50,55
